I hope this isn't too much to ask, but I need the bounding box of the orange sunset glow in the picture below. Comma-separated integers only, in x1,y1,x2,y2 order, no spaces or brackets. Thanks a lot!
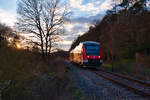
16,43,22,49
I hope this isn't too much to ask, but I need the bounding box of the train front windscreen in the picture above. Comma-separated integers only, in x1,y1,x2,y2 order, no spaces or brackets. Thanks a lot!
85,44,100,56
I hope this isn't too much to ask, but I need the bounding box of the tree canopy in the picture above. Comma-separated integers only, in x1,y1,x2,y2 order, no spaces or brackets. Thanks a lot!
17,0,70,56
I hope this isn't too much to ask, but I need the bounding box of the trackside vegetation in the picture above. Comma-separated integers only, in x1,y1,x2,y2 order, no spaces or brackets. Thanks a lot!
0,24,88,100
0,41,88,100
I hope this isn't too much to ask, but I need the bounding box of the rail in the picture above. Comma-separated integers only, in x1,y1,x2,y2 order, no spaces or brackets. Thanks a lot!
89,69,150,99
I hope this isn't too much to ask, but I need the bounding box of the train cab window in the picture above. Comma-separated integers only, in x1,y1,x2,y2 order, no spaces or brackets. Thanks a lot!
85,45,100,56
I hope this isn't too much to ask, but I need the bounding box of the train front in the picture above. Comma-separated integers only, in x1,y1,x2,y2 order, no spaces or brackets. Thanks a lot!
83,42,103,67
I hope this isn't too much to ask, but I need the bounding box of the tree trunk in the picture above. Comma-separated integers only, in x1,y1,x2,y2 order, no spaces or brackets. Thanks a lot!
40,37,45,57
48,38,52,54
45,37,48,56
39,29,45,57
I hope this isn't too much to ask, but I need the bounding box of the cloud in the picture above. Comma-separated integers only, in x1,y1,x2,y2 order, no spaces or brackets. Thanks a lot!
99,0,113,11
61,13,105,50
0,9,17,27
64,22,90,36
65,13,104,36
96,1,101,4
71,14,104,24
58,35,77,50
70,0,98,12
59,0,114,50
70,0,113,16
70,13,103,30
58,43,71,51
64,24,74,32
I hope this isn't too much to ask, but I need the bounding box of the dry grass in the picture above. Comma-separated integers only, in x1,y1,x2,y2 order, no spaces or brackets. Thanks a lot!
0,45,45,82
0,45,88,100
103,58,150,81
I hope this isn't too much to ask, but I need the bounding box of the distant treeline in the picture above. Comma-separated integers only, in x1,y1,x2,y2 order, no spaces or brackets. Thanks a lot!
70,0,150,62
0,24,12,46
0,23,21,49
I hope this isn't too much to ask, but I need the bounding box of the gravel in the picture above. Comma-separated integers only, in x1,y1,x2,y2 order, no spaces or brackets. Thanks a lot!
96,70,150,93
70,64,148,100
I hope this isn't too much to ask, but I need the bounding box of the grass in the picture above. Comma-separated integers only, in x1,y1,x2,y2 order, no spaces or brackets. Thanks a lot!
102,59,150,81
0,43,88,100
103,59,134,72
0,45,42,82
102,62,120,72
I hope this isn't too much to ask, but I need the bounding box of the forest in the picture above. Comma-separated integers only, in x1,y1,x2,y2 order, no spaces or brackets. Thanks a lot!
70,0,150,79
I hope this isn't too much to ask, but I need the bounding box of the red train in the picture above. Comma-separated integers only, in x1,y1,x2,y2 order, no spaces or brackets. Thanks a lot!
69,41,103,67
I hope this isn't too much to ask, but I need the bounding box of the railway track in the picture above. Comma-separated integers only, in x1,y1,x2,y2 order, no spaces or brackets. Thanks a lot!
66,61,150,99
88,69,150,99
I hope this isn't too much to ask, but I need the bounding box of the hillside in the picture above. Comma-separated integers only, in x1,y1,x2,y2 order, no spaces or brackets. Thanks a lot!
69,1,150,80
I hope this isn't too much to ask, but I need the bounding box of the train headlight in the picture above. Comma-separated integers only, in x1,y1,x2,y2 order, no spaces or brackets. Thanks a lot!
98,56,101,58
87,56,90,58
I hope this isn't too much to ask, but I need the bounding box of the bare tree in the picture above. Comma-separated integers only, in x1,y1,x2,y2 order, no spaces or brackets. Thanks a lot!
17,0,70,56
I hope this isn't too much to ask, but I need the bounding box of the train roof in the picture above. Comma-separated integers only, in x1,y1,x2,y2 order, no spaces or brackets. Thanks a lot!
83,41,100,45
70,41,100,53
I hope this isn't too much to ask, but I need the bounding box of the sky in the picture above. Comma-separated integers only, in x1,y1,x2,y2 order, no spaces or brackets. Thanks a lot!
0,0,113,51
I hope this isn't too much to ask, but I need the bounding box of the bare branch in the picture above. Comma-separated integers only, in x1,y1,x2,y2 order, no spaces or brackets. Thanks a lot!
17,0,70,55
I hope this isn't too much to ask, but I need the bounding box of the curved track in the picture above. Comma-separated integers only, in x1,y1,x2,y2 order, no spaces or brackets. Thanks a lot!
65,61,150,99
89,69,150,99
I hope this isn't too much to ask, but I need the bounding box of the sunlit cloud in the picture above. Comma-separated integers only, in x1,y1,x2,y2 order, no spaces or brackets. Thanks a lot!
64,23,74,32
0,9,17,27
70,0,97,12
61,40,72,45
58,34,78,50
96,1,101,4
61,22,90,50
70,0,113,16
99,0,113,11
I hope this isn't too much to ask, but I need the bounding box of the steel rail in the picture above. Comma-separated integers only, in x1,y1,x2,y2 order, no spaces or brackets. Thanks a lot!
91,70,150,99
98,69,150,87
68,62,150,99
